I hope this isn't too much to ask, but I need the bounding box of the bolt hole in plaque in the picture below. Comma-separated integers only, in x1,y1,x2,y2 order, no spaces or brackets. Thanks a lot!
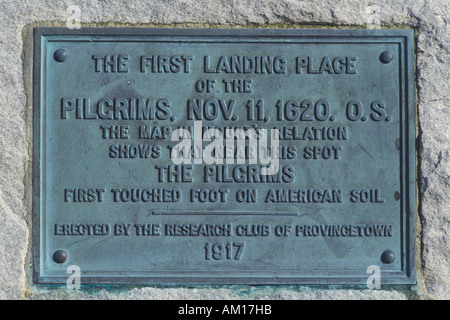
33,28,415,285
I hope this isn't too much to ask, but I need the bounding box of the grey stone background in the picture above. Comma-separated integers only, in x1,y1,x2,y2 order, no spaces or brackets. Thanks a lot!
0,0,448,300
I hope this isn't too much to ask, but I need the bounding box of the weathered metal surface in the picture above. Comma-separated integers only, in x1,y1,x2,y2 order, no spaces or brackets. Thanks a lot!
33,28,415,285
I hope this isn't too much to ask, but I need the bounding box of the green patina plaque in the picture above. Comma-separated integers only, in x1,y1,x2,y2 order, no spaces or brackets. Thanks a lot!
33,28,415,285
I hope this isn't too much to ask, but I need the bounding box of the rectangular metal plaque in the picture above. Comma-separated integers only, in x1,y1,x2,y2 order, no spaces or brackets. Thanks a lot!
33,28,415,284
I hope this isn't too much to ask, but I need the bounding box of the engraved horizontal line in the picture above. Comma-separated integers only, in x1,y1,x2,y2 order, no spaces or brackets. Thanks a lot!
151,211,298,216
46,39,404,44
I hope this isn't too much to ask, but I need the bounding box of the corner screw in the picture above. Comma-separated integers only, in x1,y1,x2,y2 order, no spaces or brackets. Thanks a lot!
53,249,68,264
381,250,395,264
379,51,393,64
54,49,68,62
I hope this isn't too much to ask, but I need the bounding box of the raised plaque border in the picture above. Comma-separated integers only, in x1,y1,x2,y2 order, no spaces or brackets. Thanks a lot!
32,28,416,285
